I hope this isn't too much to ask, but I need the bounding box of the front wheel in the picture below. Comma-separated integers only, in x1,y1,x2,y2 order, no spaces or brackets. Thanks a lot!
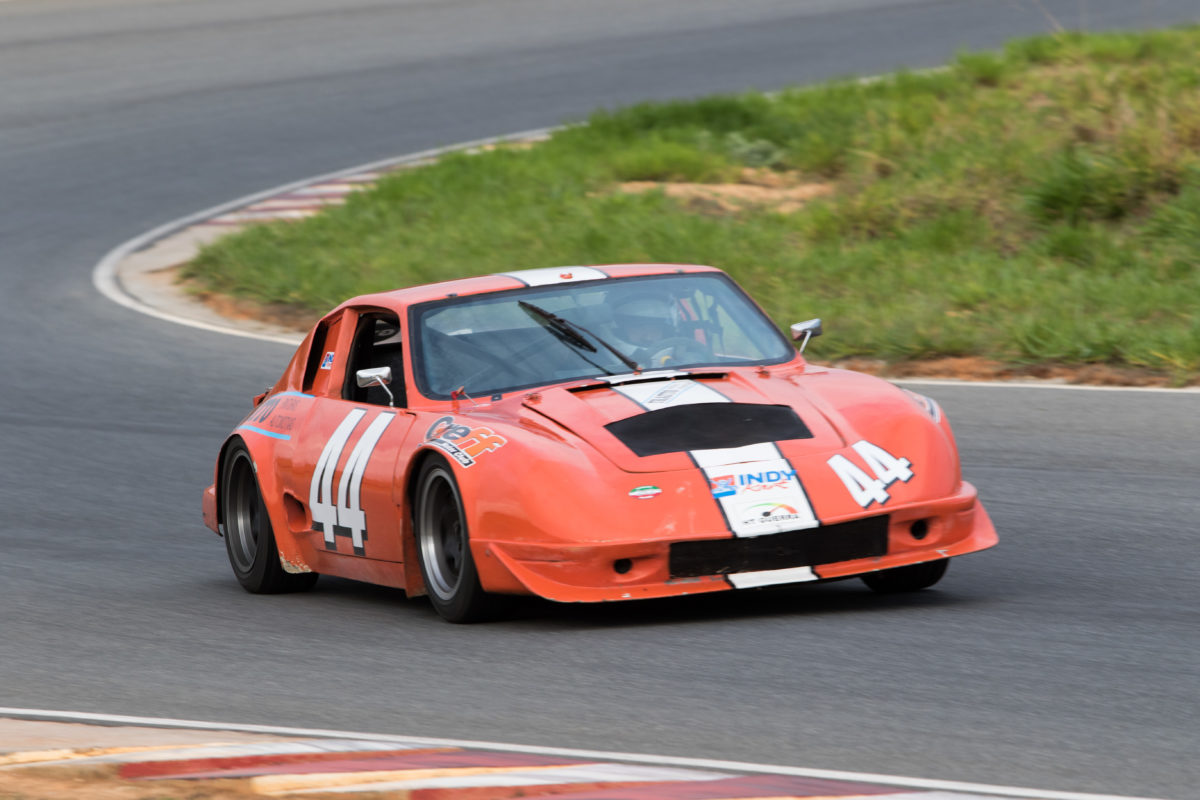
861,559,948,593
414,456,491,623
221,442,318,594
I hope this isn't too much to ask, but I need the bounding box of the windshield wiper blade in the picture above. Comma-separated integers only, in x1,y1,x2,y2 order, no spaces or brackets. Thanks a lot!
519,300,641,373
519,300,595,352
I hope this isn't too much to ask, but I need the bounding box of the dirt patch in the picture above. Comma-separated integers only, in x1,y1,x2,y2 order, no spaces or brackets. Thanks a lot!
820,355,1194,387
0,764,372,800
2,765,247,800
184,281,319,333
619,168,834,214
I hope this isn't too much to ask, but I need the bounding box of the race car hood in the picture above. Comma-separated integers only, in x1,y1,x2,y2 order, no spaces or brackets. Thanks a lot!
522,369,852,473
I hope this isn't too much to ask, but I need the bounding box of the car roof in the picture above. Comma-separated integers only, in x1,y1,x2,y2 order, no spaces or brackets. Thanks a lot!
333,263,725,314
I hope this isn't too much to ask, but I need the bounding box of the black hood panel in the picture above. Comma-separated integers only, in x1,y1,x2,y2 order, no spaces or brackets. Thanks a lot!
604,402,812,457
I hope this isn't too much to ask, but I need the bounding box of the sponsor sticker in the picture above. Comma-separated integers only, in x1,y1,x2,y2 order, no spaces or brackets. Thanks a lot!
710,475,737,498
710,468,796,497
628,485,662,499
645,383,690,406
319,351,335,370
739,502,806,528
425,415,507,467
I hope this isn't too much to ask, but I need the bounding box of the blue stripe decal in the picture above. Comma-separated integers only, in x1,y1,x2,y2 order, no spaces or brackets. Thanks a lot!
273,391,314,399
237,424,291,440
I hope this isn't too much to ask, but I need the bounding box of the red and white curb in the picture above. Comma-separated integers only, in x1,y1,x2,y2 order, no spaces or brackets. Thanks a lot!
0,709,1170,800
91,128,552,346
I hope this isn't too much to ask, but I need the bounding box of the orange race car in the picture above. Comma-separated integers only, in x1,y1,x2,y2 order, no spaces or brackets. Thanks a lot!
202,264,997,622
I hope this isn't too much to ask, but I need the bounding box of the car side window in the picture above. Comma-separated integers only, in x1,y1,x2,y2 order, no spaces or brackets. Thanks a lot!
344,312,406,407
302,314,347,395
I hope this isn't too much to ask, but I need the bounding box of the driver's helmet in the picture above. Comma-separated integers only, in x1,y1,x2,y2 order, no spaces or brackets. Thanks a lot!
613,294,675,348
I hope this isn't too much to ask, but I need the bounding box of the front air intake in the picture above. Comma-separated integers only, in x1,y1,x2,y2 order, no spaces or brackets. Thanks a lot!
669,515,889,578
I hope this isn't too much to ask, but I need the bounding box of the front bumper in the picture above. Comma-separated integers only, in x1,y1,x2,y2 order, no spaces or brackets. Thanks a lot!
474,481,997,603
202,484,220,535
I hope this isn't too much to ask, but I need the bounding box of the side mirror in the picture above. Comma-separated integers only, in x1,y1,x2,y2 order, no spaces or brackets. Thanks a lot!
790,318,823,353
356,366,395,406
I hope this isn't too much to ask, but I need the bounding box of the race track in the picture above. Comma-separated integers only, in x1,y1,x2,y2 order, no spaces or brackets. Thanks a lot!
1,2,1197,798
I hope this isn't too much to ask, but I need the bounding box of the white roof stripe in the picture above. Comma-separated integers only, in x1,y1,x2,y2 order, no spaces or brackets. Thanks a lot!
501,266,609,286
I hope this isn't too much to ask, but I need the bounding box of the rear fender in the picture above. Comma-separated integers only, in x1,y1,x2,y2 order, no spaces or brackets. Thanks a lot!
216,434,314,574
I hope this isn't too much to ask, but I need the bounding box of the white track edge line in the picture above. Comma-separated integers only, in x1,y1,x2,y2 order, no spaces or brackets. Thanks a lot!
893,378,1200,394
0,708,1172,800
90,128,554,346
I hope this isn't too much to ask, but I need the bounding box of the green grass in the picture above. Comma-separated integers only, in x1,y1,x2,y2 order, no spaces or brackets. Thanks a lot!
185,26,1200,384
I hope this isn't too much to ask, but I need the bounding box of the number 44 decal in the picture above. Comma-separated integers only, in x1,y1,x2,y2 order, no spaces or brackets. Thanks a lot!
827,440,913,508
310,409,394,556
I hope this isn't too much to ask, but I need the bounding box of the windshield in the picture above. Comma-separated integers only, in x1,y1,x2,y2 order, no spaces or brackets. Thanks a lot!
410,273,794,399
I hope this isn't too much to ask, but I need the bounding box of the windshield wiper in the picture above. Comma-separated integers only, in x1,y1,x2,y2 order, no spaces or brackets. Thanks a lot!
519,300,641,374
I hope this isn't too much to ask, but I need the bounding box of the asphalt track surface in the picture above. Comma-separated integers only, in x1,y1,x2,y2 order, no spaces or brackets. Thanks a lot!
1,1,1198,798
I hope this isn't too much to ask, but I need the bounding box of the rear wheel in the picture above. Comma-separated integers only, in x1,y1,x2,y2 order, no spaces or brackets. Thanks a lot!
861,559,948,593
414,456,490,623
221,442,318,593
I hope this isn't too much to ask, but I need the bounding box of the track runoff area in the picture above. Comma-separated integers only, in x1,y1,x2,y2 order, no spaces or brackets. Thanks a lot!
0,708,1173,800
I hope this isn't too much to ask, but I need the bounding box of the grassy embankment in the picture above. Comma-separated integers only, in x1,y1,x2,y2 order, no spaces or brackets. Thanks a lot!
185,28,1200,385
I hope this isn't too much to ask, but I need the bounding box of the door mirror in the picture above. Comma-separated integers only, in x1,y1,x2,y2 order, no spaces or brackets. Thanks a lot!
356,366,395,406
356,366,392,387
789,318,823,353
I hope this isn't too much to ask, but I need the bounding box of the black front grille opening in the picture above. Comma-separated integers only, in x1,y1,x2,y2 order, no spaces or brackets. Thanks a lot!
669,515,888,579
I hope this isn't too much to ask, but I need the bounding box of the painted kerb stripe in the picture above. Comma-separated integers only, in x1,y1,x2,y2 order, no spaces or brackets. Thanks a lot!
0,708,1170,800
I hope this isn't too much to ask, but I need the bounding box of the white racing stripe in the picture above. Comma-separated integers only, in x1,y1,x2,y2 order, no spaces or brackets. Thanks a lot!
501,266,609,286
727,565,818,589
610,378,726,408
689,442,778,468
609,379,818,539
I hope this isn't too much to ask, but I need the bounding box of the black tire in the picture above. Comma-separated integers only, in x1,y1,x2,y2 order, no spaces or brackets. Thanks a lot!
413,456,490,623
221,442,318,594
861,559,948,593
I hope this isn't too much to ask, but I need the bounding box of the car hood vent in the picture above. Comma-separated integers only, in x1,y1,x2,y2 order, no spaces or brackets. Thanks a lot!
604,402,812,457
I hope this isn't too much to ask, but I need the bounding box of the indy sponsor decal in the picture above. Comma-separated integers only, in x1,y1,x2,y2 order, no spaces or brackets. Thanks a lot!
319,351,335,370
628,485,662,499
425,415,507,467
702,458,818,537
709,467,797,497
827,439,914,508
309,409,395,556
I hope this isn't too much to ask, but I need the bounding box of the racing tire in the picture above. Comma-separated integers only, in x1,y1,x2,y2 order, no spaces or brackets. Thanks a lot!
861,559,948,593
221,442,319,594
414,456,490,623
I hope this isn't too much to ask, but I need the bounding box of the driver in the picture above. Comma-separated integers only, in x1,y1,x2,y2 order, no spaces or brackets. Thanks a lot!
611,293,696,368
